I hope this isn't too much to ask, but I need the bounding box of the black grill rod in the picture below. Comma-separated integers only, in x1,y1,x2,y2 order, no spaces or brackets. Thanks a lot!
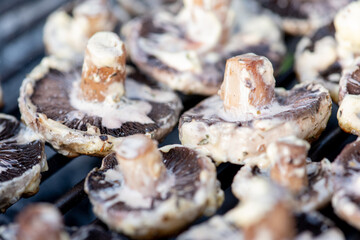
55,178,86,215
41,152,74,182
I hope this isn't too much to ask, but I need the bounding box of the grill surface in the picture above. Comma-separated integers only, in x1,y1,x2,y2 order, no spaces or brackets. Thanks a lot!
0,0,359,239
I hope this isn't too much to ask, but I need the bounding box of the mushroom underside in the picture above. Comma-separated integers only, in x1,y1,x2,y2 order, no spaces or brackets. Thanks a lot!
85,146,219,238
127,16,284,95
30,68,177,138
0,115,46,211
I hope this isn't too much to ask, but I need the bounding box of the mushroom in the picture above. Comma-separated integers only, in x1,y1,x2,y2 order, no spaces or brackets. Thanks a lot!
122,0,285,95
337,57,360,135
332,138,360,230
84,134,223,239
252,0,352,35
19,32,182,157
178,210,345,240
15,204,67,240
43,0,117,60
179,54,332,165
232,136,333,212
0,114,47,212
0,203,126,240
295,1,360,103
179,177,295,240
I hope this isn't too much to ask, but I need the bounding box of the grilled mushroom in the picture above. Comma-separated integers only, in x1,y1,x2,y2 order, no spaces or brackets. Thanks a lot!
0,203,126,240
337,57,360,135
177,210,344,240
179,176,295,240
253,0,352,35
332,139,360,230
19,32,182,157
232,136,333,212
0,114,47,212
295,1,360,103
85,134,223,239
179,54,331,165
122,0,285,95
44,0,117,60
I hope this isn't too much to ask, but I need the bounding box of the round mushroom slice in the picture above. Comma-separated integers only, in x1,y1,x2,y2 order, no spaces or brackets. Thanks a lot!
232,137,333,212
252,0,352,35
44,0,117,60
337,58,360,135
122,0,285,95
19,32,182,157
85,134,223,239
0,114,47,212
179,54,332,165
332,139,360,230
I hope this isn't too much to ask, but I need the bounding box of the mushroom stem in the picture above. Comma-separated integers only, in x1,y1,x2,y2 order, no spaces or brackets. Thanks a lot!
219,54,276,113
268,137,309,193
243,202,295,240
17,204,65,240
73,0,115,38
80,32,126,102
183,0,231,46
115,134,167,197
184,0,231,24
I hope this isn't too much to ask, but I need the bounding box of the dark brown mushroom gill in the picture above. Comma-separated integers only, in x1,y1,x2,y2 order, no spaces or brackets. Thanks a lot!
86,146,205,209
30,67,176,138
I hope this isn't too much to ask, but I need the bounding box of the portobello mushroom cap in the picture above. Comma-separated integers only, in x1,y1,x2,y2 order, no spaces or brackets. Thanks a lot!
0,114,47,212
122,0,285,95
179,54,331,165
85,134,223,239
19,32,182,157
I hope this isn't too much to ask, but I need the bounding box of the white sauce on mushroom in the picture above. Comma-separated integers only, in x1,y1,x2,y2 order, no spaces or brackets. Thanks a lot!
68,81,154,129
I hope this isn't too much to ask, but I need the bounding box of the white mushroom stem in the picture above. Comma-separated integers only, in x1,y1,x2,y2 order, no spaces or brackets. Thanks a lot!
243,202,295,240
17,204,66,240
182,0,232,48
219,54,276,113
80,32,126,102
73,0,115,38
267,137,310,193
115,134,167,197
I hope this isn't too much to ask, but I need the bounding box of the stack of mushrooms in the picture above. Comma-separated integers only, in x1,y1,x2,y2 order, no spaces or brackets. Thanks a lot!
3,0,360,239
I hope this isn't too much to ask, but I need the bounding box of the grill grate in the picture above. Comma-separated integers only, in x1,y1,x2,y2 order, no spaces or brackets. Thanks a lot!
0,0,359,239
